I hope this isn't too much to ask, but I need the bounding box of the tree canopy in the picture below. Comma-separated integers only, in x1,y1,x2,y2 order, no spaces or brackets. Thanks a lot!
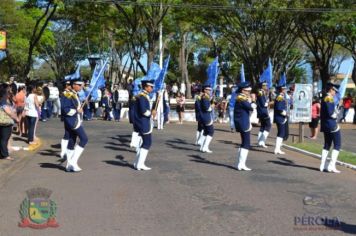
0,0,355,95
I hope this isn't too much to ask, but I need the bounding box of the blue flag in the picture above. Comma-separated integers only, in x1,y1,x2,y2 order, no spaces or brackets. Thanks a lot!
334,65,352,105
145,62,161,82
154,55,170,93
279,72,287,87
260,58,273,89
240,64,245,83
205,57,219,91
78,89,86,102
87,58,109,101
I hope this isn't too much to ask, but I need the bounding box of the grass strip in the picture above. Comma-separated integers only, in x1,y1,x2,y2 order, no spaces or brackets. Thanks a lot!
287,142,356,165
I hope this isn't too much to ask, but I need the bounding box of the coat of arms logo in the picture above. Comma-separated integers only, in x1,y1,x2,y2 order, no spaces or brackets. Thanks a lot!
19,187,59,229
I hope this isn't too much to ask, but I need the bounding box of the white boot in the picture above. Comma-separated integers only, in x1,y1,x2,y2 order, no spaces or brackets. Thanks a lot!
238,148,252,171
260,131,269,148
199,135,206,151
130,132,139,148
257,131,263,145
71,145,84,172
136,136,142,153
60,139,69,160
202,135,213,153
136,148,151,170
65,149,75,172
235,148,241,169
327,150,341,173
195,131,201,145
274,137,285,155
320,149,329,172
133,148,140,169
197,132,205,146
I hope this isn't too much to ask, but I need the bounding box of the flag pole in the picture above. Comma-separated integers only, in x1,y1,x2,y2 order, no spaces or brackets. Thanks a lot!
159,1,163,69
155,1,164,122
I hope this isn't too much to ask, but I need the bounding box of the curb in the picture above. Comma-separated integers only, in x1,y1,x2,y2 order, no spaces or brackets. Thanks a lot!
283,144,356,171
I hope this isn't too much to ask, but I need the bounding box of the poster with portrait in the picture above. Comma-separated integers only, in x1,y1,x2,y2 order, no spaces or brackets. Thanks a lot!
291,84,312,123
0,31,6,50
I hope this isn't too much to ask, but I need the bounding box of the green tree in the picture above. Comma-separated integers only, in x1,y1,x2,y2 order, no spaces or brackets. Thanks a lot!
296,0,351,89
337,10,356,84
219,0,302,86
22,0,59,80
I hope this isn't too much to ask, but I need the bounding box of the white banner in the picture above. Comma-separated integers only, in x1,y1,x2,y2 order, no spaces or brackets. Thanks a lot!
291,84,313,123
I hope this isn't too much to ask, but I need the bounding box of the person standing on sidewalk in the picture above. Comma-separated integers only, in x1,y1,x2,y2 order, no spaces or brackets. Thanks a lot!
234,82,256,171
340,93,352,123
0,84,19,161
24,85,40,145
14,86,26,136
309,96,321,139
354,95,356,124
319,83,342,173
176,92,185,124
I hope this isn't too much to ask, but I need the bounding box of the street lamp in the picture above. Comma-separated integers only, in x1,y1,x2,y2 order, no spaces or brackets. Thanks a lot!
87,56,101,71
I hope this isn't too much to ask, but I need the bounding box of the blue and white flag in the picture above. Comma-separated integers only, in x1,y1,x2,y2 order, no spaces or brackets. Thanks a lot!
144,62,161,82
64,64,81,81
260,58,273,89
87,58,109,100
205,57,219,91
279,72,287,87
154,55,170,93
334,65,352,105
240,64,245,83
78,89,86,102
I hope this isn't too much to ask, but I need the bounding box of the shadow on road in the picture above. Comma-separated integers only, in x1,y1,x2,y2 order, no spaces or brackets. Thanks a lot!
217,139,239,146
12,136,27,142
325,221,356,235
102,155,134,169
214,128,233,133
165,138,199,152
268,157,319,171
166,138,195,146
106,141,130,148
39,162,66,171
188,154,237,171
166,143,199,152
50,143,61,149
38,149,60,158
250,147,277,155
104,145,136,153
109,135,131,147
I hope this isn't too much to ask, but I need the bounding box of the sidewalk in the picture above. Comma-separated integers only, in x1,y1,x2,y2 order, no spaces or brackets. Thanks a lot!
0,132,42,186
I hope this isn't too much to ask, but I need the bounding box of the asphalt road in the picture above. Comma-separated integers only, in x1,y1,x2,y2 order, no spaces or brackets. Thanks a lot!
0,119,355,236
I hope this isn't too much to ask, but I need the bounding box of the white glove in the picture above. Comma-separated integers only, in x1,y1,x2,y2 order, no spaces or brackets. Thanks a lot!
264,102,268,107
281,111,286,116
331,113,337,119
251,103,257,109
